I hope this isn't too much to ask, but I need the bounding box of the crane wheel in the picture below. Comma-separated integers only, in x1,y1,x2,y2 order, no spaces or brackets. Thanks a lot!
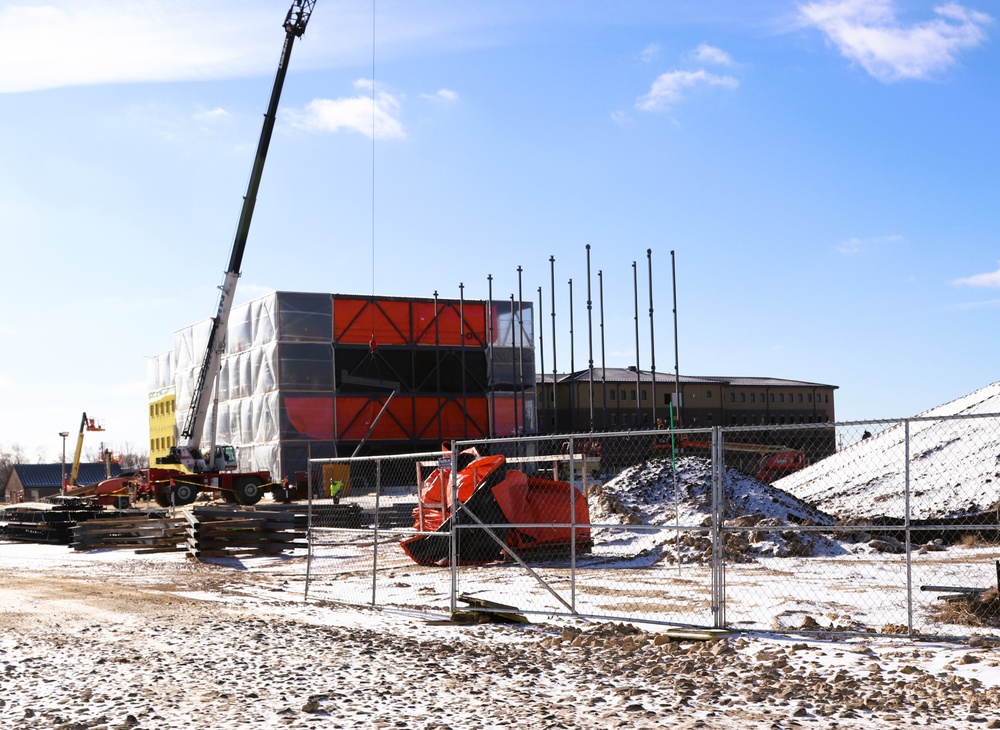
234,476,264,506
172,482,199,506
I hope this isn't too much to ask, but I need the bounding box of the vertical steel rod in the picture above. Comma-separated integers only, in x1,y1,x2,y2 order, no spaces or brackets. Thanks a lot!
550,256,558,432
671,251,680,425
586,245,595,432
632,261,640,425
599,270,607,430
487,275,495,438
537,286,545,434
647,248,657,426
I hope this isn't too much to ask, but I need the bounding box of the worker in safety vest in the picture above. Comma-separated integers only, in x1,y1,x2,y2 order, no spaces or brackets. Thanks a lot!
329,478,343,504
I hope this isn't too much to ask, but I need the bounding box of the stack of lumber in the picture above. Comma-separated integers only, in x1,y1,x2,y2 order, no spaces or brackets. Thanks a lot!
1,504,114,545
186,507,306,558
70,516,186,552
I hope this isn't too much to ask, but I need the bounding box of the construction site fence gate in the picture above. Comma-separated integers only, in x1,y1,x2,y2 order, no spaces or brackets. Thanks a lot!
304,413,1000,638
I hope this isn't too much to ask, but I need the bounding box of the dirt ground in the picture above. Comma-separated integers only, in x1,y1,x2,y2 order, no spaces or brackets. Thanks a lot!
3,547,1000,729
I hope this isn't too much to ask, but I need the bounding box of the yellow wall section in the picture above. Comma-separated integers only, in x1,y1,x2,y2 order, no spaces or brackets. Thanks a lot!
148,394,177,468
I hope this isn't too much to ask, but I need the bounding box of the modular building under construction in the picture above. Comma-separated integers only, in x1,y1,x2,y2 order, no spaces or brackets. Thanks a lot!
148,291,536,482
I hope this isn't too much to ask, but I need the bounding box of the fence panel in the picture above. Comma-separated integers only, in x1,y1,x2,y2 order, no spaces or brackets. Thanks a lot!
304,412,1000,638
445,431,718,626
305,450,453,612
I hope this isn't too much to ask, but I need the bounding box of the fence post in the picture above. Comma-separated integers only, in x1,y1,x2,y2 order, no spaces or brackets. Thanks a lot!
372,457,381,606
904,419,913,634
304,445,313,601
569,435,577,612
711,426,726,628
449,440,459,615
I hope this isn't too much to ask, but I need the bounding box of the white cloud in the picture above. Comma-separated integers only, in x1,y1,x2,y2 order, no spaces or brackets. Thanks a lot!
635,70,738,112
799,0,992,82
953,265,1000,288
835,233,903,254
421,88,459,103
194,107,231,122
639,43,661,63
692,43,733,66
286,80,405,140
0,2,275,93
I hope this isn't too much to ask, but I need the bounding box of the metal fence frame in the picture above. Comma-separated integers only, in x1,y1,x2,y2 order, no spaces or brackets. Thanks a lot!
305,413,1000,637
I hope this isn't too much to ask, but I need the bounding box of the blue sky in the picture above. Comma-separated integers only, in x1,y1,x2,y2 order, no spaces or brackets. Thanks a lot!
1,0,998,459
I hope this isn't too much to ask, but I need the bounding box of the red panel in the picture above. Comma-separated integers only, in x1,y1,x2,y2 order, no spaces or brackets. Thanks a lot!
489,393,518,438
335,296,488,348
413,302,487,347
334,396,408,440
284,396,334,439
333,297,411,346
334,396,490,442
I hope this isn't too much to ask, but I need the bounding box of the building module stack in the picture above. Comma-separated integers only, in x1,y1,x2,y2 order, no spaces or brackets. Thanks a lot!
148,291,535,481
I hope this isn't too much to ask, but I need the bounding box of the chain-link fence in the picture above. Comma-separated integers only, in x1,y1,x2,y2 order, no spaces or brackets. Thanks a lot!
305,412,1000,637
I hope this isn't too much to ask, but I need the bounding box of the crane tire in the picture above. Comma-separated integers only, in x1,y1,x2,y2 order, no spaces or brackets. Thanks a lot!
172,482,199,506
234,476,264,506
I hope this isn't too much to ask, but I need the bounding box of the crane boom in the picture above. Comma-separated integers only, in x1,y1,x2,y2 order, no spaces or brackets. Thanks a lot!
180,0,317,470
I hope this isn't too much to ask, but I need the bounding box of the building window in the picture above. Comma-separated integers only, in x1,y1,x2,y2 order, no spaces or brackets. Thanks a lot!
706,390,712,398
798,393,804,403
609,390,616,401
808,394,813,403
740,393,746,403
641,390,647,401
620,389,627,400
729,393,736,403
769,393,774,402
707,413,713,422
664,394,671,405
750,393,756,403
610,414,616,425
779,393,785,403
630,390,637,401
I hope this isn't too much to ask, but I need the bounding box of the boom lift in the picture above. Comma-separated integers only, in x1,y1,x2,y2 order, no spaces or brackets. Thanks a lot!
149,0,317,507
64,412,105,489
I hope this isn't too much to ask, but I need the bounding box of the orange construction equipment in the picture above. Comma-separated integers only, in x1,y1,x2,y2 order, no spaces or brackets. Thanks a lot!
672,438,806,483
402,445,591,565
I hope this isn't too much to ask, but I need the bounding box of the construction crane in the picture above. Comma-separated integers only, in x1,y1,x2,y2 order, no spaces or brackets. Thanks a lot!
151,0,317,506
66,412,105,488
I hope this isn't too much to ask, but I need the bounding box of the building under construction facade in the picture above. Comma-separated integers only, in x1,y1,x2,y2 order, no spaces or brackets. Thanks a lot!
148,291,536,481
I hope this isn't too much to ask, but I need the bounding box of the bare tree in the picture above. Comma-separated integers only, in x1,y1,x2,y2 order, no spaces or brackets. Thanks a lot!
0,443,28,499
117,442,150,472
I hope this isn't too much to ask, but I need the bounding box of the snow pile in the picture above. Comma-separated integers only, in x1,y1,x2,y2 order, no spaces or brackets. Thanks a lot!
777,381,1000,520
587,456,838,564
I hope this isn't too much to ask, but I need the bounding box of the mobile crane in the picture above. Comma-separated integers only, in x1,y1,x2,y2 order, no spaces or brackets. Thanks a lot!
148,0,317,508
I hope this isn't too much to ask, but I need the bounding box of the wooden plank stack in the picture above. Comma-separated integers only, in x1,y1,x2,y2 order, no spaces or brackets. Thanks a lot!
185,507,306,558
70,516,186,552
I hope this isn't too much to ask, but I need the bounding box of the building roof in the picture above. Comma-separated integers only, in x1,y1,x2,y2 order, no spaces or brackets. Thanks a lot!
537,367,837,389
10,463,122,489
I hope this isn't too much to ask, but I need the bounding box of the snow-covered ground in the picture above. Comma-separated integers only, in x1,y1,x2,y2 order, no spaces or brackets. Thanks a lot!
5,542,1000,730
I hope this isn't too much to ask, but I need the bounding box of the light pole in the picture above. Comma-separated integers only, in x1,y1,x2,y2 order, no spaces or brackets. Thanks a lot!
59,431,69,491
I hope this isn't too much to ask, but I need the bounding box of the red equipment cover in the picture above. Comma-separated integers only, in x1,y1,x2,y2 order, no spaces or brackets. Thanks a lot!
491,472,591,551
